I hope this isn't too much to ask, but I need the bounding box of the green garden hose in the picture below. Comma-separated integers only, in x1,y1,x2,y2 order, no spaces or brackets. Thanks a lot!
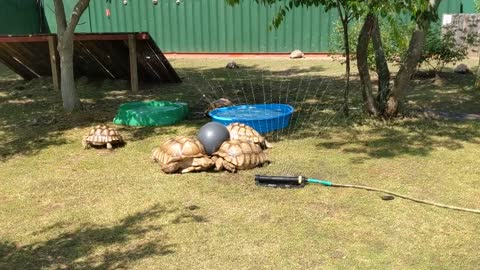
255,175,480,214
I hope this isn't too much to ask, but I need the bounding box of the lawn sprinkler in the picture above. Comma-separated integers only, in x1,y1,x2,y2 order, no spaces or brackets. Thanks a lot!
255,175,480,214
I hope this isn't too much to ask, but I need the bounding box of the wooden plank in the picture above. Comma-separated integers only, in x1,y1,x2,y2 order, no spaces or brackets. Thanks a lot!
72,33,149,41
0,35,52,43
79,40,129,79
128,34,139,93
47,36,61,91
76,41,116,79
143,37,181,82
0,43,37,80
0,33,177,86
0,33,149,43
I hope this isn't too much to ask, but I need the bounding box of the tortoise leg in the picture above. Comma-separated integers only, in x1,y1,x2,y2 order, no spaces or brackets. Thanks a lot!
264,140,273,149
107,143,113,149
181,167,196,174
161,163,180,173
223,161,237,173
82,137,89,149
214,158,224,171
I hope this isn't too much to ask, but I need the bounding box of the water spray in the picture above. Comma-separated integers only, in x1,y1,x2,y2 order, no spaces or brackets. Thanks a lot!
255,175,480,214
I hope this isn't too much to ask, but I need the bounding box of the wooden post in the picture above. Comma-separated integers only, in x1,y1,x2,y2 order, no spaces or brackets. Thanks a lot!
47,35,61,91
128,34,139,93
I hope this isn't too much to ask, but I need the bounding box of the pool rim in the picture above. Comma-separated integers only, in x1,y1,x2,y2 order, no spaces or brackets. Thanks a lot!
208,103,294,122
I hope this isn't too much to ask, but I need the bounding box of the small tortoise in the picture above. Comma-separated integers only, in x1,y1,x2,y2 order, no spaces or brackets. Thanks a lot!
152,136,214,173
289,49,304,59
454,64,471,74
227,123,272,149
226,61,239,69
82,125,125,149
211,139,268,173
205,98,233,114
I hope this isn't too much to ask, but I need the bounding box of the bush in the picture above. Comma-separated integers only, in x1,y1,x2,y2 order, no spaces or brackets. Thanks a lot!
330,16,415,70
419,24,473,73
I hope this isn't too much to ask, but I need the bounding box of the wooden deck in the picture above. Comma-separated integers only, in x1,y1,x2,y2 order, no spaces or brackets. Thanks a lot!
0,32,181,92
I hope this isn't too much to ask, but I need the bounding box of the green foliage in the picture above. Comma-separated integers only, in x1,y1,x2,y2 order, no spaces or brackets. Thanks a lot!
330,17,415,69
475,0,480,12
226,0,440,29
419,24,475,73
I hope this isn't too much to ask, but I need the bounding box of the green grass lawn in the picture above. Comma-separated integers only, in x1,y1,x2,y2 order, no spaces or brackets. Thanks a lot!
1,58,479,269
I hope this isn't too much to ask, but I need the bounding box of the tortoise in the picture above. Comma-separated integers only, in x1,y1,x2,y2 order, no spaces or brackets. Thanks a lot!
226,122,272,149
289,49,304,59
454,64,471,74
82,125,125,149
211,139,269,173
205,98,233,114
152,136,214,173
226,61,239,69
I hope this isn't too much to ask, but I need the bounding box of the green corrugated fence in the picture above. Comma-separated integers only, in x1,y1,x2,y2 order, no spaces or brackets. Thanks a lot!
86,0,339,53
0,0,476,53
0,0,43,35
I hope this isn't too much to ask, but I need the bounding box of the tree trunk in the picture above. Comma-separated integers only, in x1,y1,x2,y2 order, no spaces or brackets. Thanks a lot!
53,0,90,113
356,13,379,116
342,20,351,116
476,56,480,90
58,35,81,112
385,28,426,117
335,0,351,115
385,0,442,117
371,16,391,113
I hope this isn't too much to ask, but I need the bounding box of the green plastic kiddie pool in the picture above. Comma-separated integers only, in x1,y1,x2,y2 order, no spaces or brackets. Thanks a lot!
113,101,188,126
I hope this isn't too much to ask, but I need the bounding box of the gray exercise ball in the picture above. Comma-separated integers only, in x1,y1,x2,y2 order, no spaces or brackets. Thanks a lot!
197,122,230,155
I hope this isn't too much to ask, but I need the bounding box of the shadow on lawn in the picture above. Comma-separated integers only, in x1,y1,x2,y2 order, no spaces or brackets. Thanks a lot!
0,62,347,162
0,61,479,162
0,204,206,269
315,119,480,164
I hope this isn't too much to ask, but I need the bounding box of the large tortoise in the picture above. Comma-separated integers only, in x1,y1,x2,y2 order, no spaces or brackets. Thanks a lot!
211,139,268,173
82,125,125,149
152,136,214,173
227,123,272,149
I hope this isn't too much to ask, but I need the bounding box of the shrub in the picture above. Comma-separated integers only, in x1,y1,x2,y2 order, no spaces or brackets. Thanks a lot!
418,24,473,73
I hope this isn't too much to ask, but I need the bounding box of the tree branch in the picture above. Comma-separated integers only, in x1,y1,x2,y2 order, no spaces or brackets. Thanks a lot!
66,0,91,36
335,0,345,22
53,0,67,34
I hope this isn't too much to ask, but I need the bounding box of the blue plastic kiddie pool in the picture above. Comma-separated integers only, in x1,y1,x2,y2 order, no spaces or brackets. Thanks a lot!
208,104,294,133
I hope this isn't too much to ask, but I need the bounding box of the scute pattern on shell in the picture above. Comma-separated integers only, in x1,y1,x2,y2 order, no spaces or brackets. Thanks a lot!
206,98,233,113
152,136,207,165
84,125,124,148
226,123,271,149
212,139,268,172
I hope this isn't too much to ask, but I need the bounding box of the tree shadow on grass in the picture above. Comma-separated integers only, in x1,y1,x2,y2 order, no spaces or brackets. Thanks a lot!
315,119,480,164
0,61,341,162
0,203,206,269
1,60,479,162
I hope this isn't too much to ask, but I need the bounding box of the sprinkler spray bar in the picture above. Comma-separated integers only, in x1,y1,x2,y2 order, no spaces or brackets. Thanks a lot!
254,175,480,214
255,175,332,188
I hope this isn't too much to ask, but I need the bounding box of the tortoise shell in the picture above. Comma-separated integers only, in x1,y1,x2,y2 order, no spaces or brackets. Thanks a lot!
152,136,207,165
227,123,272,149
83,125,124,149
206,98,233,113
212,139,268,172
226,61,239,69
289,49,304,59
